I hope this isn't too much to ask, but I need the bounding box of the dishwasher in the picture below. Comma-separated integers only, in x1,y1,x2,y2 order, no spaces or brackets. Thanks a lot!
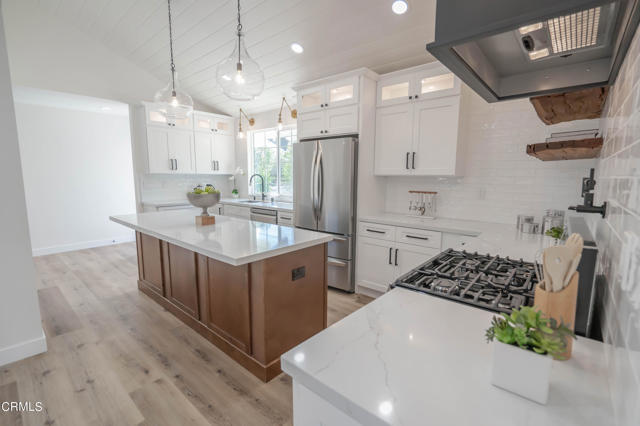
250,207,277,224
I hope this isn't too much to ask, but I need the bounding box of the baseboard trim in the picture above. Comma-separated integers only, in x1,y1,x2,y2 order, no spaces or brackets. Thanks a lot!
32,234,135,257
0,330,47,367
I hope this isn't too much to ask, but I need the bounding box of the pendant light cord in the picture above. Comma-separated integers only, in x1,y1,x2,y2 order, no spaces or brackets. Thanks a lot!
237,0,242,65
167,0,176,92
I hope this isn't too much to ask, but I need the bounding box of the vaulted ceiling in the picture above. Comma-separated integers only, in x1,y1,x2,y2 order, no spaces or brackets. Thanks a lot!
9,0,436,115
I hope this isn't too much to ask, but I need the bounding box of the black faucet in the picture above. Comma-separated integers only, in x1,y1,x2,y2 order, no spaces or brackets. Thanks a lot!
568,168,607,218
249,174,266,201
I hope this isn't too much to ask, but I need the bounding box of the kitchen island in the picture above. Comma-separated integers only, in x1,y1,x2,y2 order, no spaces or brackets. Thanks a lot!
282,288,613,425
110,210,333,381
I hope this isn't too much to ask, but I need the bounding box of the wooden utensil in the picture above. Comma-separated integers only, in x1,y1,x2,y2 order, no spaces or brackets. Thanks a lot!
563,234,583,287
543,246,575,292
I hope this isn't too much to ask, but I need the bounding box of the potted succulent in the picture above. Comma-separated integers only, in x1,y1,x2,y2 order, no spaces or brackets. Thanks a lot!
485,306,575,404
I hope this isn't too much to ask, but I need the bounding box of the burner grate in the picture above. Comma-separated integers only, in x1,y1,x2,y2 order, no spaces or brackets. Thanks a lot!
393,248,538,314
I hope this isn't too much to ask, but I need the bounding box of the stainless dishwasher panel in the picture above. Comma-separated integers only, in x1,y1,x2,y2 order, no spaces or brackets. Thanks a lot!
250,207,277,224
327,257,354,292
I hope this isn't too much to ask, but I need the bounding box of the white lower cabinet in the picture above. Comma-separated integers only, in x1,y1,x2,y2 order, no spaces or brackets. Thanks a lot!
277,211,295,226
357,231,440,294
356,236,396,293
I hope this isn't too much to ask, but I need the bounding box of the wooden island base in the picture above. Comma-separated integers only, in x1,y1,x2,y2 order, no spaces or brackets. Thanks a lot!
135,232,328,382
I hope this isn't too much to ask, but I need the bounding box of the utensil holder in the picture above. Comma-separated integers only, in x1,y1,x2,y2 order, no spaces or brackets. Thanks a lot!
533,272,579,360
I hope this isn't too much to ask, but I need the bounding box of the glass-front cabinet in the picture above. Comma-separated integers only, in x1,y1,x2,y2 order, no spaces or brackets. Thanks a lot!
145,103,193,129
297,76,358,113
376,63,460,106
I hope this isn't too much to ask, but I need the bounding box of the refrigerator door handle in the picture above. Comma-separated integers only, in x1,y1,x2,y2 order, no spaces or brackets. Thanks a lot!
310,143,318,220
317,146,324,215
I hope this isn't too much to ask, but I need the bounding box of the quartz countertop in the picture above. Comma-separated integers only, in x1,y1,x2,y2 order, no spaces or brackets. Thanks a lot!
220,198,294,212
281,288,613,426
360,213,555,262
110,210,330,266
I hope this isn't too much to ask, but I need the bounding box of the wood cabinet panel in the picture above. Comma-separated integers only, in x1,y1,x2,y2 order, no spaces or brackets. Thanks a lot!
198,256,251,353
165,243,199,319
138,232,164,296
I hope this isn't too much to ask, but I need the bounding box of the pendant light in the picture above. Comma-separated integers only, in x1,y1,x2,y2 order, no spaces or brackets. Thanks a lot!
216,0,264,101
154,0,193,120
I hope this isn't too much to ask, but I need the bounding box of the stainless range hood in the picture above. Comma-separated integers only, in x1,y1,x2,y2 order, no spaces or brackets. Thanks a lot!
426,0,640,102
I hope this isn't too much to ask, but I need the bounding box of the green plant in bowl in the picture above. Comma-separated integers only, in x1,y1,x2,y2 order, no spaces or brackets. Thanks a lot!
485,306,575,359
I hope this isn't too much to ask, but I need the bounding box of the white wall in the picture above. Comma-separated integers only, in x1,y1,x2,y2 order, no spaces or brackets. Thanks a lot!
14,91,137,256
384,86,600,224
0,7,45,367
593,24,640,426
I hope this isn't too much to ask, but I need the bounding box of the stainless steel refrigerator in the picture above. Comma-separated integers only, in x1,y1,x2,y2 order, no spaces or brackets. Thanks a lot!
293,136,357,292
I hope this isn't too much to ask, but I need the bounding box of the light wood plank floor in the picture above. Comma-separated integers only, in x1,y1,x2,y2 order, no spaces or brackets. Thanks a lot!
0,243,372,426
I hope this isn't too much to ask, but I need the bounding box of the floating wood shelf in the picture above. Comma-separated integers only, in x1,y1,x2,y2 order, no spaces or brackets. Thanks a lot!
526,138,603,161
530,87,608,125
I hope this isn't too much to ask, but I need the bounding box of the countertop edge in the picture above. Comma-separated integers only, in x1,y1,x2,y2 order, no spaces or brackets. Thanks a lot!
358,215,483,236
109,215,332,265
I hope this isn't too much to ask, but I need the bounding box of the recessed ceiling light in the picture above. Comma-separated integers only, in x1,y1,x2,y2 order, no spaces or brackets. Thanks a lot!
290,42,304,54
221,74,231,81
392,0,408,15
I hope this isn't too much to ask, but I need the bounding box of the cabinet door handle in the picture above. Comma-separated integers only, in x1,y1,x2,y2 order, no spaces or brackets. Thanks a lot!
406,234,429,240
211,160,215,171
169,159,174,170
216,161,219,170
415,94,419,99
365,228,385,234
388,247,392,265
395,248,398,266
412,152,416,169
406,152,410,169
409,95,413,100
174,159,178,170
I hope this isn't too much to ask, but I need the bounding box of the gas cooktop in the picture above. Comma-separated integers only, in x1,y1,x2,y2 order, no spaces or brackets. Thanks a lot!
392,248,538,314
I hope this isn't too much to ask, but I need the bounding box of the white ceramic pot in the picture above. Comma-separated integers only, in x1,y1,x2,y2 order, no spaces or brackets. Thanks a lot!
491,341,552,404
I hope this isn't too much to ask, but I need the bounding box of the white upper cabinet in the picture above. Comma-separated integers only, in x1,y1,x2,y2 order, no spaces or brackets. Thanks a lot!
412,97,461,175
376,62,460,107
296,73,366,139
140,103,234,175
374,103,413,175
297,76,359,113
145,103,192,130
193,112,233,136
374,63,464,177
147,126,194,174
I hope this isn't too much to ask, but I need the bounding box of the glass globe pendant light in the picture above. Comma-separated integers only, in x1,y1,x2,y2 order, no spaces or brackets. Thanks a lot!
216,0,264,101
154,0,193,120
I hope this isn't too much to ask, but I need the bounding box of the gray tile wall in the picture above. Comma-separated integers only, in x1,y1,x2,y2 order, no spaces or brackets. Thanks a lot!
594,23,640,426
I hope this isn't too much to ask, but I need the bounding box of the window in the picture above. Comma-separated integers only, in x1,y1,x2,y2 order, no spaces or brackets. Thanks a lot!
248,127,296,198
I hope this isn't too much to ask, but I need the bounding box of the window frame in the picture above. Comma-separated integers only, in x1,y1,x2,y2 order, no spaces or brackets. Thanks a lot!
247,125,296,199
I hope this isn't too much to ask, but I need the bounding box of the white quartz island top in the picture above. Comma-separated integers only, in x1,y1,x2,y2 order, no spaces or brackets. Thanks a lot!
110,210,332,266
360,213,554,262
281,288,613,426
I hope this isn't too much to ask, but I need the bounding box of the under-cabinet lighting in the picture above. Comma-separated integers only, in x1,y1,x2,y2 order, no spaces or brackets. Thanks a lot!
519,22,543,34
529,48,550,60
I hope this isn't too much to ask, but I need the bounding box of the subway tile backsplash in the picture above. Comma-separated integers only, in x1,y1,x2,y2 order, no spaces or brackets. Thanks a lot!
594,22,640,426
140,174,232,203
384,86,599,224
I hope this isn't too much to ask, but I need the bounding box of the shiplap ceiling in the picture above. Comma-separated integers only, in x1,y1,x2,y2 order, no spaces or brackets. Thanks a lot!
29,0,436,115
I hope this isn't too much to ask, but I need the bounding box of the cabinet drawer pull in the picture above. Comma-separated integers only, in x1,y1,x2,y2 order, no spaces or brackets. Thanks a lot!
366,228,385,234
394,248,398,266
388,247,392,265
280,216,291,220
406,234,429,240
406,152,410,169
412,152,416,169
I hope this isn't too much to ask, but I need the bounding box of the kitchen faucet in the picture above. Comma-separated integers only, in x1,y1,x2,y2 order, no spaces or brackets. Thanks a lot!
249,174,266,201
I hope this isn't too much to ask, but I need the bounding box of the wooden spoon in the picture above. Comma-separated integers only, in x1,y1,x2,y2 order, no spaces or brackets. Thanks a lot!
543,246,575,292
563,235,583,286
